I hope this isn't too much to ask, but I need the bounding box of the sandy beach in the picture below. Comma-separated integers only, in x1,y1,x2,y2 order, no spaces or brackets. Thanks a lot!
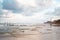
0,30,54,40
0,31,41,40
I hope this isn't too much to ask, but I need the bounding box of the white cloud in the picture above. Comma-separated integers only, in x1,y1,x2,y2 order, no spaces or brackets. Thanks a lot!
52,0,60,7
52,16,60,21
36,0,54,7
1,10,14,18
1,0,60,23
16,0,36,7
16,0,54,8
15,0,55,16
0,9,48,23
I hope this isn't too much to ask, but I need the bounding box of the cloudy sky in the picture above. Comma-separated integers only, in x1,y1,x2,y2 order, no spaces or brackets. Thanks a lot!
0,0,60,23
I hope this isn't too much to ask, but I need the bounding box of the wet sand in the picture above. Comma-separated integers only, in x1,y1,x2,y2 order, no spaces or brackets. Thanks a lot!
0,31,41,40
0,31,54,40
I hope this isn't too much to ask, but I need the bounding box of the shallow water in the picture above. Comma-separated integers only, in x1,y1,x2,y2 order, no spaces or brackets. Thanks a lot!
0,24,60,40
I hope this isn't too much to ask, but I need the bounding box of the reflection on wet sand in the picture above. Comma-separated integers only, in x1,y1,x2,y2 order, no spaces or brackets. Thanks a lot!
0,22,60,40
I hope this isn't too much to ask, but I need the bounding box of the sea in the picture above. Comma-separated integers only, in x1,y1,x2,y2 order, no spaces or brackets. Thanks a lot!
0,24,60,40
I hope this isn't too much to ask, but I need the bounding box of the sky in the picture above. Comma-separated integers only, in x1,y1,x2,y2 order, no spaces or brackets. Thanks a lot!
0,0,60,23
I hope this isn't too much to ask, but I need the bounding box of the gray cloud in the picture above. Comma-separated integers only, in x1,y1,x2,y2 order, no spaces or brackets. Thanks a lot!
3,0,17,10
45,7,60,16
2,0,24,13
0,0,60,23
2,0,53,16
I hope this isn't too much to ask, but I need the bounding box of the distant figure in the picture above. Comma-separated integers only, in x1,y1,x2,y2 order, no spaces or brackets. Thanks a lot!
22,30,24,33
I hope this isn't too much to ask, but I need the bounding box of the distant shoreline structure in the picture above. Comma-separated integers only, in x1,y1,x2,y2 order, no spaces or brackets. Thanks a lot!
44,19,60,26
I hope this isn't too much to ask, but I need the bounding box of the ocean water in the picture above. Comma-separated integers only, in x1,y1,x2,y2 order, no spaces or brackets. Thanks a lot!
0,24,60,40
